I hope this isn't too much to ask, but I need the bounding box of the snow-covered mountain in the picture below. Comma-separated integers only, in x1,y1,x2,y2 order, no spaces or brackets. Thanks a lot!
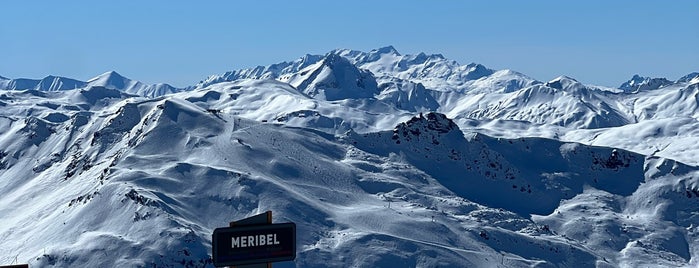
199,46,539,95
619,74,674,92
439,76,632,129
2,46,699,267
86,71,182,98
196,54,325,89
0,75,86,91
2,85,698,267
4,45,698,167
277,54,379,101
335,46,541,95
0,71,181,98
196,46,698,131
678,72,699,83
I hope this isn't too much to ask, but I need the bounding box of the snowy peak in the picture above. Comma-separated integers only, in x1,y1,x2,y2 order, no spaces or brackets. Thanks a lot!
402,52,429,65
544,75,580,90
284,53,379,101
369,45,401,56
320,52,349,66
331,45,394,63
196,54,327,89
196,46,526,97
0,75,86,91
619,74,673,92
623,74,645,86
358,49,495,85
541,75,614,95
463,63,494,80
87,71,129,89
0,71,180,98
297,54,324,69
359,45,402,63
677,72,699,83
87,71,180,98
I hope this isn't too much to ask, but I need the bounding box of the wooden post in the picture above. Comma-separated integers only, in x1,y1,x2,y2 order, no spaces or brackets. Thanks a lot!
229,211,273,268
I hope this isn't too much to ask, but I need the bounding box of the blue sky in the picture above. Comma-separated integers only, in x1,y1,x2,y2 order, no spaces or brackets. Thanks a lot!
1,1,697,87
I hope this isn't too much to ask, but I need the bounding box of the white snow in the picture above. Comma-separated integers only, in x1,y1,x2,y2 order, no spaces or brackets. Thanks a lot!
1,46,698,267
0,72,181,98
87,71,182,98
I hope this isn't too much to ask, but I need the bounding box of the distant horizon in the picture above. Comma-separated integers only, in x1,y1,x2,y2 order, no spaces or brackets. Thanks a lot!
1,45,697,89
1,1,697,88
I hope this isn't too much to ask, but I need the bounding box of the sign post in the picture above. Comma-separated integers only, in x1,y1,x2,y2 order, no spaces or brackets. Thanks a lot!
212,211,296,268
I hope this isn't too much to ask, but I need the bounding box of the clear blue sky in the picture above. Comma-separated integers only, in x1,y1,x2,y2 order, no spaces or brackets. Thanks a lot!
1,1,697,87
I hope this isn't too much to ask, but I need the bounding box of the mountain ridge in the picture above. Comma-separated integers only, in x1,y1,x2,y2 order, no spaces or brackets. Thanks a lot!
1,87,696,266
0,71,181,98
2,46,699,267
2,47,698,163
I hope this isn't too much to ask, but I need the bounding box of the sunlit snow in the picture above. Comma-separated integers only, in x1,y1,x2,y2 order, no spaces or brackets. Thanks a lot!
1,46,698,267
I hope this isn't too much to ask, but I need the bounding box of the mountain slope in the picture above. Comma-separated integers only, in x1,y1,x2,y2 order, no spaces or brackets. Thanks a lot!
439,76,632,129
2,85,699,267
0,72,181,98
0,75,86,91
335,46,540,95
5,46,698,166
87,71,182,98
678,72,699,83
622,81,699,121
178,79,412,134
196,54,325,89
619,75,673,92
3,46,699,267
276,54,379,101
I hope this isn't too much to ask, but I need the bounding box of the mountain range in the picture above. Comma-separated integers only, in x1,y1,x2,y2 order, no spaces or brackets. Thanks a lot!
0,71,182,98
1,46,698,267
